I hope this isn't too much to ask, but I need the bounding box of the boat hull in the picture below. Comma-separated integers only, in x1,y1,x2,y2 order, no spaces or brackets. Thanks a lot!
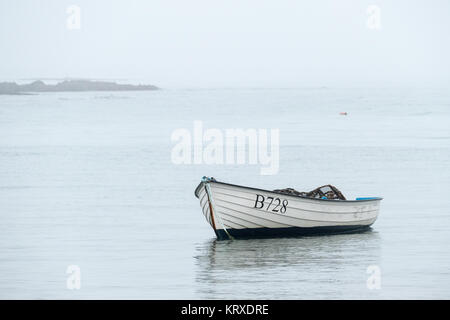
195,179,382,240
215,225,372,240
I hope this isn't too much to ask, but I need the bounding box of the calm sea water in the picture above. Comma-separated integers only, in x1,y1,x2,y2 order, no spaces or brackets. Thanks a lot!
0,87,449,299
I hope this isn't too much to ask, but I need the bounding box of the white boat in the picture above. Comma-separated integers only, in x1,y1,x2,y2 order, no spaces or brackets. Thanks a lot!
195,177,382,240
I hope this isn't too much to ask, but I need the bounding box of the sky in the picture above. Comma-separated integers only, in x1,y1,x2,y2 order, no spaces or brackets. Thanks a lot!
0,0,449,88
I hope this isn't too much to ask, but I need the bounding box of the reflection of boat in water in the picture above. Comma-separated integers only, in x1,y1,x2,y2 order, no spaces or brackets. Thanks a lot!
195,177,382,240
194,231,381,299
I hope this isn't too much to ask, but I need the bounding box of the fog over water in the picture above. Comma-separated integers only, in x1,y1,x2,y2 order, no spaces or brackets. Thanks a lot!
1,0,449,88
0,1,449,299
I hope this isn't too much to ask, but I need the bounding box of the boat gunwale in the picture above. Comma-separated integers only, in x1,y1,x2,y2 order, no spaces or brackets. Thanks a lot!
195,179,383,203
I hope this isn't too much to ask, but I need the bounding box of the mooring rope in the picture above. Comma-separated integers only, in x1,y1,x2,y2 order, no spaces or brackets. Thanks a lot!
204,179,233,240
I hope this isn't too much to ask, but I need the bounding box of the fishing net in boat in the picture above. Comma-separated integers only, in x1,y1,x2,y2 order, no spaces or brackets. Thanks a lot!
273,185,346,200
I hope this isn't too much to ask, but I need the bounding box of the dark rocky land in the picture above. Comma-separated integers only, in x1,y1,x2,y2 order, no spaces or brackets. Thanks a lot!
0,80,158,94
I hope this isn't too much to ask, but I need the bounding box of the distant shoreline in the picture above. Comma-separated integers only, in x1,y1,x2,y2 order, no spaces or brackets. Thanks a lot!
0,80,159,95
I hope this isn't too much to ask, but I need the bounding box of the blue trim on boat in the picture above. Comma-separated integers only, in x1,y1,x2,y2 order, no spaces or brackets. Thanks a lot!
215,225,372,240
356,197,380,201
